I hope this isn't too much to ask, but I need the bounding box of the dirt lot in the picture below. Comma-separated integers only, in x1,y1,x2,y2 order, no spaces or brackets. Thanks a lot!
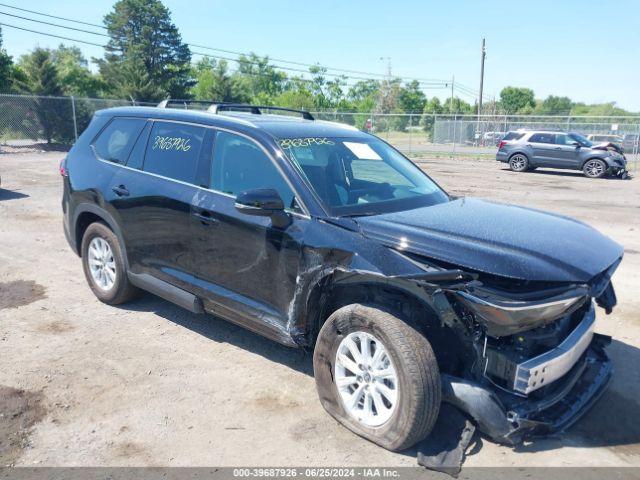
1,151,639,468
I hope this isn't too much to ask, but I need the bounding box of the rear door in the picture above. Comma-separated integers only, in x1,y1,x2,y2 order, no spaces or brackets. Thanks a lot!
188,130,308,339
553,133,582,169
110,120,211,290
527,132,557,165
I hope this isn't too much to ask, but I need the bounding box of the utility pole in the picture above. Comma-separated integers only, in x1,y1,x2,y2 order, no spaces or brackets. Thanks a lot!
476,38,486,144
478,38,486,115
450,75,455,113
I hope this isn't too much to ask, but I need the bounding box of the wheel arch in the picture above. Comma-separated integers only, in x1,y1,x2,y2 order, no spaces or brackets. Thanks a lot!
508,150,530,161
73,204,129,268
302,274,468,375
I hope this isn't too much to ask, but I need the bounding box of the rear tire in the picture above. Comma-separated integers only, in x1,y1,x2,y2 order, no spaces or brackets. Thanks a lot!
81,222,140,305
509,153,529,172
313,304,441,451
583,159,607,178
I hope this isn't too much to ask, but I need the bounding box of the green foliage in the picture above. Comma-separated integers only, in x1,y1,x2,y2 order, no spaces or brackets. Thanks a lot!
0,27,14,93
17,48,75,143
420,97,443,136
499,86,535,114
443,96,473,114
537,95,573,115
190,58,248,102
51,45,104,97
98,0,192,101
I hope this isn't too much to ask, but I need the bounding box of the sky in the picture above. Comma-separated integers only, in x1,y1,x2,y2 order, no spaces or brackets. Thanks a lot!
1,0,639,111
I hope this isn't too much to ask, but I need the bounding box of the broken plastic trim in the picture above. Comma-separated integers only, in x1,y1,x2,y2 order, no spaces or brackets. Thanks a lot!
441,334,612,445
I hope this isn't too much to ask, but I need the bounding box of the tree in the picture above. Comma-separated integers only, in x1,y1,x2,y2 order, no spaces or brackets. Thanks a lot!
443,96,473,114
537,95,573,115
499,87,535,114
51,45,104,97
0,27,14,93
190,57,247,102
398,80,427,113
98,0,192,101
398,80,427,128
235,53,286,103
420,97,443,136
18,48,70,143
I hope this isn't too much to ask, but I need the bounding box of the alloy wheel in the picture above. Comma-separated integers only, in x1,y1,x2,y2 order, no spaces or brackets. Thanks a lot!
585,160,605,178
334,331,399,427
88,237,116,291
510,154,527,171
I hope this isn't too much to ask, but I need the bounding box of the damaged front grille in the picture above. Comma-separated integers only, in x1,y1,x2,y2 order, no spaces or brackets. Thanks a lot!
483,302,596,394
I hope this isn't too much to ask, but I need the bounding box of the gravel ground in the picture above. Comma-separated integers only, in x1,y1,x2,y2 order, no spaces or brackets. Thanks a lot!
0,151,639,468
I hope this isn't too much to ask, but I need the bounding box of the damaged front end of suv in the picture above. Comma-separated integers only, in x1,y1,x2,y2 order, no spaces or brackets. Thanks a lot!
343,198,624,445
437,267,617,444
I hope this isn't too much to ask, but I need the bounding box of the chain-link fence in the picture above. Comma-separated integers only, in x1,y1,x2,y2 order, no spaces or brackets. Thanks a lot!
1,94,638,171
0,93,155,147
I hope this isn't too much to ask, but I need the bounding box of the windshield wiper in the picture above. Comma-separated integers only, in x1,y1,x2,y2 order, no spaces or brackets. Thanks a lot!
339,212,380,218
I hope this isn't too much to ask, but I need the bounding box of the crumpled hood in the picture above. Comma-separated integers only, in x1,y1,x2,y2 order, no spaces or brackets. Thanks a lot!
356,198,623,282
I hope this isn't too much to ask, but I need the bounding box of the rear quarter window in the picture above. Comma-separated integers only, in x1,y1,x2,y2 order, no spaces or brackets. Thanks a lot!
503,132,524,141
92,117,146,164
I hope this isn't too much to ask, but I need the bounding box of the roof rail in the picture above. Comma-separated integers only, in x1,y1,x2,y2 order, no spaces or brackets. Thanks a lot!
156,98,213,109
208,103,315,121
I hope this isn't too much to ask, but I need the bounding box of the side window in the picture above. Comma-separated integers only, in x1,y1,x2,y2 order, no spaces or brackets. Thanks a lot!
126,121,151,169
144,122,206,184
556,133,575,145
211,131,297,210
529,133,554,144
92,117,146,164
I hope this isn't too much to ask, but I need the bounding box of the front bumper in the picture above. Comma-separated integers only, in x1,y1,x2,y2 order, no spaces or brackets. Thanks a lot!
442,333,612,445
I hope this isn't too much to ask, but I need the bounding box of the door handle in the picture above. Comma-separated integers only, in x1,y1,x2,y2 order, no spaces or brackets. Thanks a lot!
193,210,219,226
112,185,129,197
554,147,562,150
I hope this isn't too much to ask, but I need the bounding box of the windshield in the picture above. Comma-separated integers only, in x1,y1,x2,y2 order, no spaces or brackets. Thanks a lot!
569,133,593,147
279,136,449,216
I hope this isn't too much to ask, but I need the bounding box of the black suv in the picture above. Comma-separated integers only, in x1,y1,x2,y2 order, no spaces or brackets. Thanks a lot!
62,103,623,451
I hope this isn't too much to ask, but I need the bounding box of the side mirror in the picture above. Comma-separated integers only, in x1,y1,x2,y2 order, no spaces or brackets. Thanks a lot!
235,188,291,228
571,141,581,147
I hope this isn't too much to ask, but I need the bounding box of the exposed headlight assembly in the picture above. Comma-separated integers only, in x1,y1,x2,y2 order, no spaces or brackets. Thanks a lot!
456,287,588,337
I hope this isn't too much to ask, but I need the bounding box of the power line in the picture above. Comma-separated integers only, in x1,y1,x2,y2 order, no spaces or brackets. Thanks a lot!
0,21,108,48
0,2,105,29
0,10,108,37
0,2,453,86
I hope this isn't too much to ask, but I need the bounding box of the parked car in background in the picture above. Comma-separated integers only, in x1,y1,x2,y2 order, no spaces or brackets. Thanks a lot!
622,134,639,153
497,130,629,178
587,134,623,145
62,103,622,451
481,131,505,146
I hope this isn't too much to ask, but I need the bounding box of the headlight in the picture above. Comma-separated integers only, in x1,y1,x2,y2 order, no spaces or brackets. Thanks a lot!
456,288,588,337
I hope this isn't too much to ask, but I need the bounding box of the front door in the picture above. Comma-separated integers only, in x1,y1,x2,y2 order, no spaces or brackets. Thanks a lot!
553,133,582,169
188,130,307,339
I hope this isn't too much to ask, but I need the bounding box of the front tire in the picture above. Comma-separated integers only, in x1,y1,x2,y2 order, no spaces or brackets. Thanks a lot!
509,153,529,172
583,159,607,178
313,304,441,451
81,222,140,305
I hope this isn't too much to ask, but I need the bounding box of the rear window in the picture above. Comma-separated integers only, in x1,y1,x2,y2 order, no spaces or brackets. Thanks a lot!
529,133,554,144
92,117,146,164
503,132,524,141
143,121,206,184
